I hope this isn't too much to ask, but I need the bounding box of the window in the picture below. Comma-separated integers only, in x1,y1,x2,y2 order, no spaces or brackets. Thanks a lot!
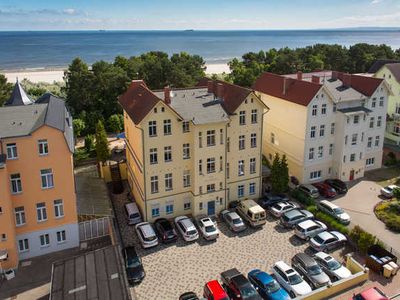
56,230,66,243
199,186,203,194
183,170,191,187
367,137,372,148
150,148,158,164
199,160,203,175
321,104,327,114
375,136,380,147
309,148,314,160
238,135,245,150
251,109,258,124
54,199,64,218
183,143,190,159
370,117,374,129
227,137,230,152
250,158,256,174
329,144,334,155
184,202,191,210
360,152,363,160
377,116,382,127
345,135,348,145
238,185,244,198
18,239,29,252
41,169,54,189
164,146,172,162
10,173,22,194
150,176,158,193
331,123,335,135
238,160,245,176
239,111,246,125
226,162,230,179
366,157,375,166
310,170,322,180
166,204,174,215
379,97,384,107
15,206,26,226
219,156,223,172
312,105,317,116
36,202,47,222
354,115,359,124
333,103,337,112
207,158,215,173
343,155,346,163
6,143,18,159
251,133,257,148
249,183,256,195
207,184,215,193
207,130,216,146
182,121,190,133
148,121,157,137
219,129,224,145
199,132,202,148
318,146,323,158
271,132,275,144
199,202,203,210
38,139,48,155
319,125,325,137
154,107,157,113
396,104,400,114
152,207,160,217
165,173,173,191
310,126,316,138
372,98,376,108
1,234,6,241
350,153,356,162
163,119,172,135
351,134,357,146
361,132,364,142
40,234,50,247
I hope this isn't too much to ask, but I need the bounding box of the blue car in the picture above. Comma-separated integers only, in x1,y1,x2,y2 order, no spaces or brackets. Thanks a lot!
248,269,290,300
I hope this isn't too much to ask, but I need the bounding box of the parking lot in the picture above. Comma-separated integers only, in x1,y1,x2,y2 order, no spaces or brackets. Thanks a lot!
111,185,349,300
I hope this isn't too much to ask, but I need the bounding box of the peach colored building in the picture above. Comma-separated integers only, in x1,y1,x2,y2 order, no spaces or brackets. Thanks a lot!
0,82,79,272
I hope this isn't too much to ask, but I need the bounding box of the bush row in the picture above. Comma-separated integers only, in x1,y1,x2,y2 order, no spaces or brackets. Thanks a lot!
290,189,315,206
375,201,400,232
349,225,381,254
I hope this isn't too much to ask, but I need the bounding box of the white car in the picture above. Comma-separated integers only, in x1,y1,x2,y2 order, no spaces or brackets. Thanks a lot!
314,252,352,281
135,222,159,248
309,231,347,252
294,219,327,240
174,216,199,242
196,216,219,240
269,201,298,218
380,185,399,198
272,261,312,298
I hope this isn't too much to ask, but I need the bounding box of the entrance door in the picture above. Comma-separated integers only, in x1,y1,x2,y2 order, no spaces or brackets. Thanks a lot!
207,200,215,216
349,170,355,181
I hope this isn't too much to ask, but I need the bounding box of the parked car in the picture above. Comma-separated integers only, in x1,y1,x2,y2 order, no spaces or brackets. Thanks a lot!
203,280,230,300
291,253,331,289
310,231,347,252
135,222,158,248
298,184,320,199
179,292,200,300
196,216,219,240
312,182,337,198
236,199,266,228
220,210,247,232
324,179,347,194
269,201,297,218
313,252,352,281
280,209,314,228
221,268,262,300
125,202,142,225
317,200,350,225
352,287,389,300
258,194,289,208
247,269,290,300
380,185,399,198
154,218,178,243
294,219,327,240
229,200,241,209
272,261,312,298
122,246,145,285
175,216,199,242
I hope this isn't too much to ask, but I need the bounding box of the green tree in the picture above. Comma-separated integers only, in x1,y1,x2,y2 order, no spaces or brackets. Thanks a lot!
73,119,86,137
95,120,110,164
84,134,95,152
270,153,281,194
108,114,124,133
279,154,289,192
0,74,13,106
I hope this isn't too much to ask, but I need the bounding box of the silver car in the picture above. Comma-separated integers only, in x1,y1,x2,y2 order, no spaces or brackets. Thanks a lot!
220,210,247,232
294,220,327,240
309,231,347,252
314,252,352,281
291,253,331,289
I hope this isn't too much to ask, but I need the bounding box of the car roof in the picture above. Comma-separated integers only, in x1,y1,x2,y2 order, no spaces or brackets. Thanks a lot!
206,280,227,296
284,209,302,218
318,231,335,240
231,274,250,287
320,200,338,208
359,287,388,300
138,223,156,237
301,184,317,190
124,246,138,256
314,252,333,261
200,217,214,226
251,270,274,284
294,253,317,266
297,219,317,229
275,261,293,272
181,218,195,229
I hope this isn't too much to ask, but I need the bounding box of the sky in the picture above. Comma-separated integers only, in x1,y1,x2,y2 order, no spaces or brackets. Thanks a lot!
0,0,400,30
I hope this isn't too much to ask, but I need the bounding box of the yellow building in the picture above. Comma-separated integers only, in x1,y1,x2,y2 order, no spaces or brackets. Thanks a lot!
119,79,267,222
0,82,79,272
254,71,390,184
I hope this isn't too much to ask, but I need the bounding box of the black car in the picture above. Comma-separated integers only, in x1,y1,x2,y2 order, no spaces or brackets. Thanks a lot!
179,292,199,300
221,268,262,300
324,179,347,194
258,193,289,208
154,218,178,243
228,200,241,209
123,247,145,285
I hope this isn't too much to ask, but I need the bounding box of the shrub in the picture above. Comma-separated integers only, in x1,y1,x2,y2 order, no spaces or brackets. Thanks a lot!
84,134,95,152
290,189,315,206
73,118,86,137
393,188,400,199
107,114,124,133
375,201,400,232
306,205,318,214
349,225,378,254
315,211,349,235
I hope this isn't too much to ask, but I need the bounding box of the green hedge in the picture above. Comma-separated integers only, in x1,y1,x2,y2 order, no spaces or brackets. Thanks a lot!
290,189,315,206
314,211,349,235
349,225,378,254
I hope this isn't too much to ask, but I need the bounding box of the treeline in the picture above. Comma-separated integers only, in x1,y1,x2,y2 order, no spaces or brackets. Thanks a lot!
228,43,400,87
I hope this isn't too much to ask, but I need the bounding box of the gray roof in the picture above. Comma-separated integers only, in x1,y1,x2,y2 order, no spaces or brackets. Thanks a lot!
368,59,400,73
154,88,230,125
337,106,372,114
50,245,130,300
5,81,33,106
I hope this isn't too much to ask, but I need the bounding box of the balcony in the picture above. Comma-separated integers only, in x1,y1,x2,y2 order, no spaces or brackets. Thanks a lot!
0,154,6,169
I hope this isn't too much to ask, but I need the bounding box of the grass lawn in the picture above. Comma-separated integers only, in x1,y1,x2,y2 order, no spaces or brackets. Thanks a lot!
365,166,400,187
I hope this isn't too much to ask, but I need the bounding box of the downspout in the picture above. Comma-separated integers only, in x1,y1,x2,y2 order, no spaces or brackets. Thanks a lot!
139,126,148,221
260,98,270,198
224,122,228,209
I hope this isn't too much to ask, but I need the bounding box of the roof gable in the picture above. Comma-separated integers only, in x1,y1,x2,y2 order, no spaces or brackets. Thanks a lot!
349,74,383,97
385,63,400,82
5,81,33,106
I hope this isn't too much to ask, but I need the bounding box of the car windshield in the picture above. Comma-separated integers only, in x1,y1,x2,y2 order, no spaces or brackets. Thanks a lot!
313,235,325,244
288,274,303,285
187,229,197,235
127,256,141,268
232,217,242,225
333,208,344,214
205,225,216,232
386,186,393,192
241,284,258,298
265,280,281,293
327,259,342,270
308,264,323,275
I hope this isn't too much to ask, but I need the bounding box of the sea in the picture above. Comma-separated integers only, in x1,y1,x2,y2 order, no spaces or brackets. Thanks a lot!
0,30,400,70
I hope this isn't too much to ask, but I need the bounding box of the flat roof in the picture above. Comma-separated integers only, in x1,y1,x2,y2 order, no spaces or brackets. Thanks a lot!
50,245,130,300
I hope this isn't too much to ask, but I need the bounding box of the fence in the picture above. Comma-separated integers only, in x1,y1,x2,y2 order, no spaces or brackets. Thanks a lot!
79,217,111,241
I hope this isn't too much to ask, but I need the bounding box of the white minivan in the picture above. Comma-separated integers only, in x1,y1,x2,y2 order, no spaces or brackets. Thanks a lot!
236,199,266,227
125,202,142,225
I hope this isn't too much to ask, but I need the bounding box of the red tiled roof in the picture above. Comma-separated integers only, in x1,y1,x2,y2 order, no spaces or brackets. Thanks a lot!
349,74,383,97
253,72,322,106
118,80,160,124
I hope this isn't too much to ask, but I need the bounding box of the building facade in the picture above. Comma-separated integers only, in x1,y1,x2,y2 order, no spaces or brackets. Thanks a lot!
254,71,390,184
119,80,267,222
0,83,79,271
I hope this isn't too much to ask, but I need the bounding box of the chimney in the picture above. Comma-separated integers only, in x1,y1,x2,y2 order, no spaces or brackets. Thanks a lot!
207,80,213,94
337,72,344,81
297,71,303,81
216,83,224,99
164,86,171,104
332,71,338,80
312,75,320,84
342,74,351,88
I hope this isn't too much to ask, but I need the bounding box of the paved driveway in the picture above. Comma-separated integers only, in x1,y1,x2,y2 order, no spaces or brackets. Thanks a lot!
331,180,400,255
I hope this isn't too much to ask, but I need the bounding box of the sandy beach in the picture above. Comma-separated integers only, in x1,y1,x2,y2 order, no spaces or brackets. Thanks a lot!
2,63,230,84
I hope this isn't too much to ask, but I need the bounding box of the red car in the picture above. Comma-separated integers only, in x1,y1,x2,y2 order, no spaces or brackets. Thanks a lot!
204,280,230,300
312,182,337,198
352,287,389,300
